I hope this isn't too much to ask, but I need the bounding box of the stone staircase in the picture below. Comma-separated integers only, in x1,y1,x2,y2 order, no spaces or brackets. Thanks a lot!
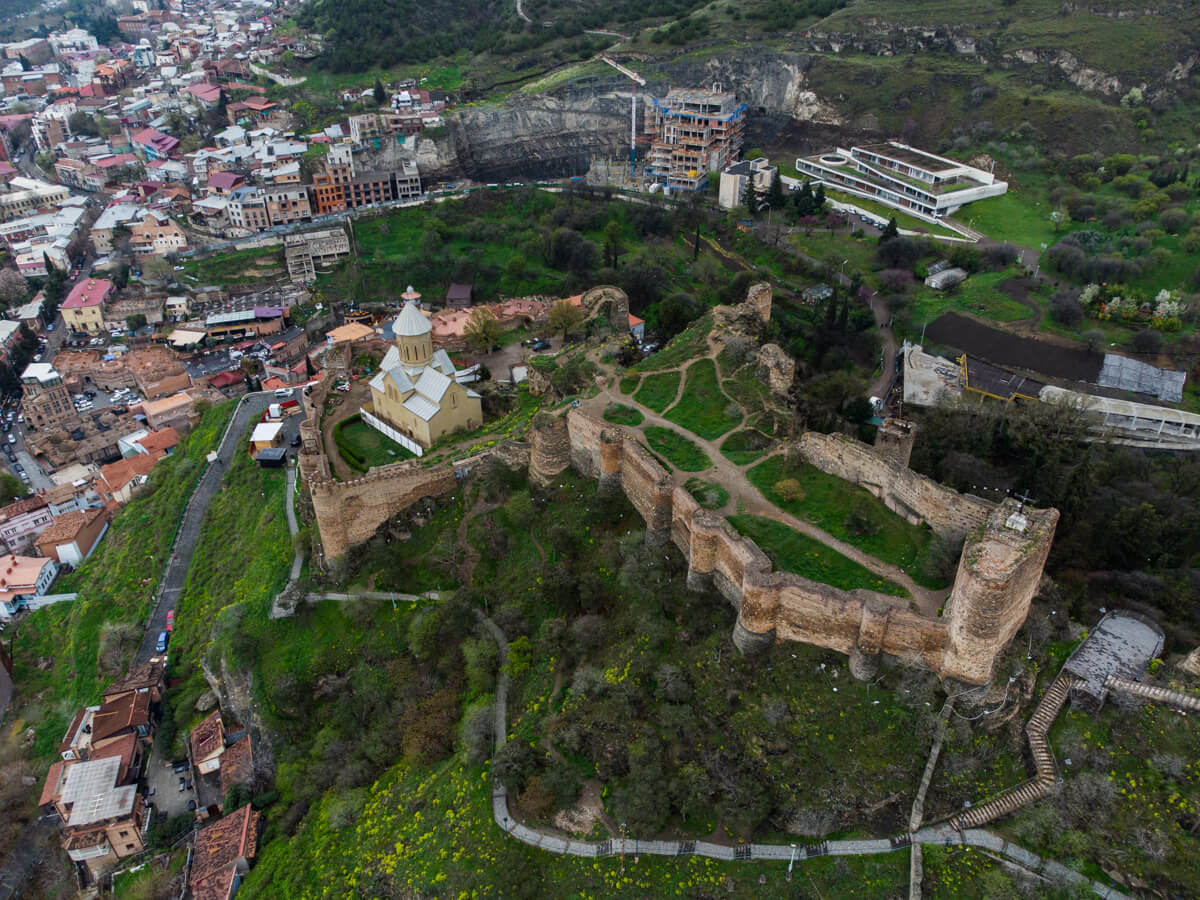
1105,674,1200,712
949,673,1077,830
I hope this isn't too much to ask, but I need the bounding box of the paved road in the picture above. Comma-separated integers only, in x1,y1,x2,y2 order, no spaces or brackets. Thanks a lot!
477,612,1127,898
136,392,301,663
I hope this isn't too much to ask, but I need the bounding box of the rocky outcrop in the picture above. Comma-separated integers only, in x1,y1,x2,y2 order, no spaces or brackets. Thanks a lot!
755,344,795,399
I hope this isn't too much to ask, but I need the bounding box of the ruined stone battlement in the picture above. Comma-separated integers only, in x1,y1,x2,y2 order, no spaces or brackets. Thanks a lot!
299,369,1054,684
799,430,994,540
563,410,1055,685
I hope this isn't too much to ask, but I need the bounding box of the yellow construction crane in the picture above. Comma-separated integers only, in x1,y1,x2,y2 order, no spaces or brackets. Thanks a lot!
601,56,646,170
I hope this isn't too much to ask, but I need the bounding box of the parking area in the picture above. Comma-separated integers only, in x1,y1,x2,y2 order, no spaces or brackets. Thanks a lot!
143,738,196,822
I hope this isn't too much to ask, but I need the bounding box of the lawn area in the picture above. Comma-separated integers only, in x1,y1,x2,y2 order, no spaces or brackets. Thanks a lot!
619,374,639,395
727,515,907,597
747,456,949,589
632,370,680,413
911,267,1035,327
602,402,644,426
788,231,878,280
952,189,1061,248
630,314,713,373
7,402,236,762
720,429,774,465
334,414,417,471
642,426,710,471
665,358,742,440
181,246,284,286
685,477,730,510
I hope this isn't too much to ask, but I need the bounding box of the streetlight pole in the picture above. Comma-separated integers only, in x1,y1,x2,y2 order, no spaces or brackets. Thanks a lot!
788,843,797,881
620,822,627,875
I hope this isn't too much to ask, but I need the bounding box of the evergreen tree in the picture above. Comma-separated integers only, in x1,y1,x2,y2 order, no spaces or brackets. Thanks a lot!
879,216,899,243
794,181,814,216
823,290,838,328
835,296,848,333
374,79,386,105
765,169,786,210
814,182,826,210
740,178,758,216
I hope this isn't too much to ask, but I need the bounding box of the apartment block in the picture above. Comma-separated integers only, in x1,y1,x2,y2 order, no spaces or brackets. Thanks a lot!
647,86,747,193
22,363,81,433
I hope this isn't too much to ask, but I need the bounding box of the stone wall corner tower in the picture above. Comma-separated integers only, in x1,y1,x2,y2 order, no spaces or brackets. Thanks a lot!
940,499,1059,684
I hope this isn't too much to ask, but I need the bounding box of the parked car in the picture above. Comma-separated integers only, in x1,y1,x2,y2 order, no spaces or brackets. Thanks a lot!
290,433,302,447
166,609,175,632
156,631,169,653
7,434,15,445
531,340,551,351
172,760,189,774
177,777,185,792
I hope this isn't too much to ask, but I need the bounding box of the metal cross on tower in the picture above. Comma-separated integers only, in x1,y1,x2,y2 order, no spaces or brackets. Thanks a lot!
1014,489,1035,511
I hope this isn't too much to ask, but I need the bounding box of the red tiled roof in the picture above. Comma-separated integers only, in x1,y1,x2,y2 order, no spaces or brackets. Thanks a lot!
219,735,254,798
90,690,150,742
191,803,260,889
38,760,65,806
98,452,157,495
191,710,223,762
208,370,243,389
137,427,179,456
62,278,114,309
0,494,49,521
103,659,165,701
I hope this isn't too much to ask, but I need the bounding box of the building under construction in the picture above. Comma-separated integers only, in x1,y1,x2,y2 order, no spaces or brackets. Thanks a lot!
646,86,747,192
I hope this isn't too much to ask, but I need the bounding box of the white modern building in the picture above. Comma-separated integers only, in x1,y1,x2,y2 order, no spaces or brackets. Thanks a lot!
795,142,1007,219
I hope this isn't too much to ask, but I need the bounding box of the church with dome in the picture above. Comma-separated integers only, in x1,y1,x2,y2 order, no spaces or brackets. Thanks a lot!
366,301,483,448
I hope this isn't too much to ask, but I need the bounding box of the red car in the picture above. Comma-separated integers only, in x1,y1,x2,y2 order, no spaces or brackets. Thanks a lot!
165,609,175,632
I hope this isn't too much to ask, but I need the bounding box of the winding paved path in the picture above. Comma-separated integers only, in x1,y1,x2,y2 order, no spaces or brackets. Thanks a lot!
479,611,1127,897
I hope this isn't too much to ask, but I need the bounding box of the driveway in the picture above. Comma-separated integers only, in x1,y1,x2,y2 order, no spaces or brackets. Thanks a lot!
136,391,296,663
144,738,193,822
476,336,564,382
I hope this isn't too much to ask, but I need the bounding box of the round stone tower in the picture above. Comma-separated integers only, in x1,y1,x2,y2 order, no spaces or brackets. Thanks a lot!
528,413,570,487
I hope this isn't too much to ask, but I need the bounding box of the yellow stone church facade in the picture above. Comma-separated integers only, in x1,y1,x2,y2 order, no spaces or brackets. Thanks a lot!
366,301,482,448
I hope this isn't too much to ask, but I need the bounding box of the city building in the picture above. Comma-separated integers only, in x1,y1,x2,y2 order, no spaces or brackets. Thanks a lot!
130,127,180,161
310,146,420,215
128,211,187,256
366,301,482,448
263,184,312,226
0,178,71,221
61,279,114,334
794,142,1008,219
36,506,109,566
647,86,747,192
0,554,58,619
227,186,269,232
188,803,261,900
21,362,81,432
718,157,776,209
0,495,53,556
41,755,148,881
284,227,350,283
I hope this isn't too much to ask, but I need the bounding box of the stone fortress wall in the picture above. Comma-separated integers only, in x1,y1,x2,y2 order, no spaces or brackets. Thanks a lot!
297,376,477,560
548,410,1058,686
298,275,1056,684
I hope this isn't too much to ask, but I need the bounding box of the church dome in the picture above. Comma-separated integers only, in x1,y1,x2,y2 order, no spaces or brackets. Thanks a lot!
394,300,431,337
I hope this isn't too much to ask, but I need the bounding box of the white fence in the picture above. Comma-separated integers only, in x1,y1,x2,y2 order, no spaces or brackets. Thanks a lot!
359,408,424,457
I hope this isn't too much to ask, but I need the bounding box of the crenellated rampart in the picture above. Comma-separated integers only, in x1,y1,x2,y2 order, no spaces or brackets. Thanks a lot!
798,431,994,539
562,411,1056,685
300,388,1055,686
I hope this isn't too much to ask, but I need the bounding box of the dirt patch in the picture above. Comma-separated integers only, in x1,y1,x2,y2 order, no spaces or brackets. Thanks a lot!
996,278,1040,318
925,312,1103,383
551,779,605,835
